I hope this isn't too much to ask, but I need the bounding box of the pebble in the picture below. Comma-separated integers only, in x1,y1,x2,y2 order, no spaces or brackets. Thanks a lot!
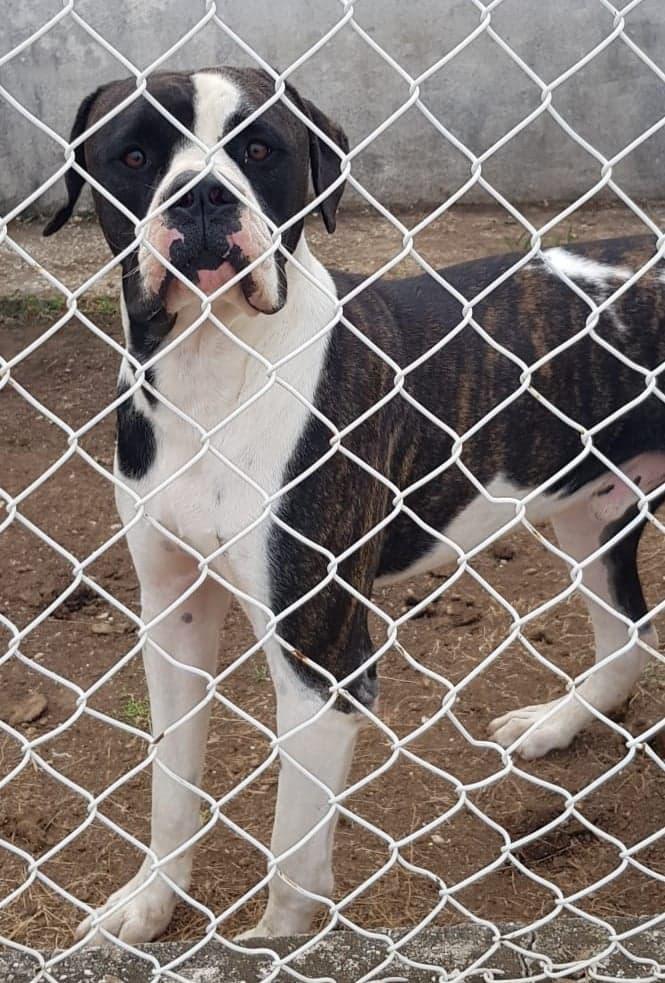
490,541,515,561
402,590,438,619
8,691,48,726
444,599,482,627
91,621,115,634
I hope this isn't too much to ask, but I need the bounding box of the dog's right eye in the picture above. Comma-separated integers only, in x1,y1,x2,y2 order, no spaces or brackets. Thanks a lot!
122,148,147,169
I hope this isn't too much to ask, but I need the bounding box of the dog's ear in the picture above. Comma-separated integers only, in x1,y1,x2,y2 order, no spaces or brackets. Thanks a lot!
43,87,103,237
286,85,349,234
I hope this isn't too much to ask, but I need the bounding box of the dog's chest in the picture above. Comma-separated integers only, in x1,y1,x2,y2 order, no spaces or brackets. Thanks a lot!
134,319,329,565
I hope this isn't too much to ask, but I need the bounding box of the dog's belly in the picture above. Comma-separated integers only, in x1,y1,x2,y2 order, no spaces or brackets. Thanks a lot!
375,474,555,585
376,452,665,586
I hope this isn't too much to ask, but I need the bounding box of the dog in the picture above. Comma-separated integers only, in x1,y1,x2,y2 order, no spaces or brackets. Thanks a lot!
44,66,665,944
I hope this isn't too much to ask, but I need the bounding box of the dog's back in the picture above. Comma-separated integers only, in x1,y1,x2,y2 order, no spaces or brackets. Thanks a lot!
325,234,665,514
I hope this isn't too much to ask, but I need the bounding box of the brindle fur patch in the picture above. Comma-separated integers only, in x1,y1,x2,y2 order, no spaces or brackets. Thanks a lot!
270,235,665,706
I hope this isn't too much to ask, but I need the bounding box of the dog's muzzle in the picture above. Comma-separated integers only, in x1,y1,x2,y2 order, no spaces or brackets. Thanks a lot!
139,170,282,316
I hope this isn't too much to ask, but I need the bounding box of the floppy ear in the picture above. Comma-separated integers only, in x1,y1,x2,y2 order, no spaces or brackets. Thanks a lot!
286,85,349,234
43,87,102,236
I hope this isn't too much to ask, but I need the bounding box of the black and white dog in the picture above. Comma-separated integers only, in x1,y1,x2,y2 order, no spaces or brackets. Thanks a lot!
45,66,665,943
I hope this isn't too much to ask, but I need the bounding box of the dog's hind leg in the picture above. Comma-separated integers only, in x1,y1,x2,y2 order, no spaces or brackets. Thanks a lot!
237,655,361,939
489,496,657,759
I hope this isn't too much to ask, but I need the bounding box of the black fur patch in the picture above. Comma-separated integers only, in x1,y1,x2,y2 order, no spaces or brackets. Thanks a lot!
122,253,178,367
601,492,665,624
116,381,157,480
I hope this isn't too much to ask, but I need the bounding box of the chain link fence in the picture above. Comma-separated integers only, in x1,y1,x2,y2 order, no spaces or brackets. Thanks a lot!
2,1,665,981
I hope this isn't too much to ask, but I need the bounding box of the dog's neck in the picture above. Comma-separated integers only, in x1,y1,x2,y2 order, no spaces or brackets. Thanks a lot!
202,232,337,361
120,233,337,420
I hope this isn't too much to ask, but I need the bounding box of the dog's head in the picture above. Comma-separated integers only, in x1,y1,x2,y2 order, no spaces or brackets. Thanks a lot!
45,67,348,317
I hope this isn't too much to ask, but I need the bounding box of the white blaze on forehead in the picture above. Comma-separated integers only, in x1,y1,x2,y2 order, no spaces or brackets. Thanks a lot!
191,70,280,313
543,247,632,287
191,70,242,147
159,71,245,184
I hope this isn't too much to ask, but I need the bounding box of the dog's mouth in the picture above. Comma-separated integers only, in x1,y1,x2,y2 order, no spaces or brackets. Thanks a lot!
169,239,238,294
140,206,283,316
159,237,277,315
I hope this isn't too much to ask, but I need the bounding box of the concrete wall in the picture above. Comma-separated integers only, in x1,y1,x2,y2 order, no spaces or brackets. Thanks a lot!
2,0,664,214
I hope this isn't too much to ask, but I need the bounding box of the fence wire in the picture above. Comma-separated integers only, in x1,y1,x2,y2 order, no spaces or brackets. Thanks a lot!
2,1,665,981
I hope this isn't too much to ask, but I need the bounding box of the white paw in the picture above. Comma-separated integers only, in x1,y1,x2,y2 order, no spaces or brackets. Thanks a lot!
75,870,177,945
235,917,296,942
235,922,270,942
488,699,577,760
235,909,315,941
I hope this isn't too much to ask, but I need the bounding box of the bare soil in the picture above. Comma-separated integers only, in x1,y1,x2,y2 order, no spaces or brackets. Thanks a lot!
2,203,665,954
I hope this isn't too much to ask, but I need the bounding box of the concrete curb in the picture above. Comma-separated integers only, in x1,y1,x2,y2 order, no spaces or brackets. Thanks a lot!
1,919,663,983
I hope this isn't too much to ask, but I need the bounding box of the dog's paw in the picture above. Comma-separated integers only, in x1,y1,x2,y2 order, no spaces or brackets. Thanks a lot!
235,923,269,942
235,910,315,941
488,699,576,759
235,917,293,942
75,872,177,945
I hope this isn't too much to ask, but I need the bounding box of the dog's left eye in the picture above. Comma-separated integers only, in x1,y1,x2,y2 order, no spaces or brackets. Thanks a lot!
245,141,271,163
122,148,147,169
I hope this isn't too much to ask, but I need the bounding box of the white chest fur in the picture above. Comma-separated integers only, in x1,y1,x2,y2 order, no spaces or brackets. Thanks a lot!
115,238,336,607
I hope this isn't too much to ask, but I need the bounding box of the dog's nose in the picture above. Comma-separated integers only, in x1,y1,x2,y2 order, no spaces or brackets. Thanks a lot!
165,171,237,214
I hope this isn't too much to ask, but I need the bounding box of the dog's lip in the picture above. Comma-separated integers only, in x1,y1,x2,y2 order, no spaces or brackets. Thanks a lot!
166,243,233,285
161,240,280,312
195,261,237,295
192,245,254,295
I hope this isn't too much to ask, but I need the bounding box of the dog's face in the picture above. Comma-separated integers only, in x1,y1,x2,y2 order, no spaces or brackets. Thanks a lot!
45,68,348,317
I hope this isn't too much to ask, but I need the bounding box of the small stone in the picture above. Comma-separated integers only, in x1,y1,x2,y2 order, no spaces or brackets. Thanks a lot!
491,541,515,561
402,590,438,619
444,599,482,627
531,627,554,645
8,692,48,726
91,622,114,635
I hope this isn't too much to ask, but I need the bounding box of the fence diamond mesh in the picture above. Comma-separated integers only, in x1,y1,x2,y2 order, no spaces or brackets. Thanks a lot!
2,1,665,981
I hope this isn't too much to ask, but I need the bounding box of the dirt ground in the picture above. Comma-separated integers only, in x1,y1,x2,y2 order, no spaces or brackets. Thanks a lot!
3,202,665,958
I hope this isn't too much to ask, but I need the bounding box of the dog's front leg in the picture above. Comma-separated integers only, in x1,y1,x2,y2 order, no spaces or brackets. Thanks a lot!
238,655,361,939
77,537,229,945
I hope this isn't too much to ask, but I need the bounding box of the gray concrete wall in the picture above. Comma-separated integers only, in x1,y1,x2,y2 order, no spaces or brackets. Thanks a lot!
2,1,664,214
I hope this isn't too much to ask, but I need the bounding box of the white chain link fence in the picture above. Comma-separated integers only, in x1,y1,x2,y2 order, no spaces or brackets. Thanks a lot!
2,1,665,981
